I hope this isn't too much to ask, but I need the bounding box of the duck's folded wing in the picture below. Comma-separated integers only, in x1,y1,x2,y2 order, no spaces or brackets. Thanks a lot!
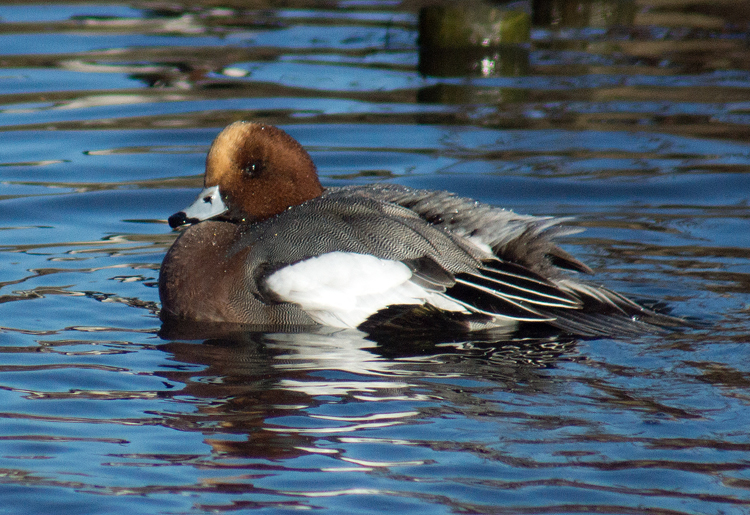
232,195,574,326
235,191,681,335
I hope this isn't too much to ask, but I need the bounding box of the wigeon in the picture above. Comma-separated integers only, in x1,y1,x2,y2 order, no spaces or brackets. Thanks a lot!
159,121,683,336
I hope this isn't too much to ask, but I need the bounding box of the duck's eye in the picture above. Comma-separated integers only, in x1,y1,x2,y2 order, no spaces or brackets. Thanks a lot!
242,161,264,177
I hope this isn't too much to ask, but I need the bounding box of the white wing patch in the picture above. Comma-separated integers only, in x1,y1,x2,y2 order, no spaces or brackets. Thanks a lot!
265,251,464,328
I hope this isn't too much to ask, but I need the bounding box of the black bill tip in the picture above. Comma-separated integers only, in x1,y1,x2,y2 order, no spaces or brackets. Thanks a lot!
168,211,190,229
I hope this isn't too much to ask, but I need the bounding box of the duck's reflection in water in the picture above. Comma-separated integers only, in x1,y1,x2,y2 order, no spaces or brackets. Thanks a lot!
156,321,578,461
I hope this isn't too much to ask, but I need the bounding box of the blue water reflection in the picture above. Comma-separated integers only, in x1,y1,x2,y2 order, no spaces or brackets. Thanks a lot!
0,1,749,514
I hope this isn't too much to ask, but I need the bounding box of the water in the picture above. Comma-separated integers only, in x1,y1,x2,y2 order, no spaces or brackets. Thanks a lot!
1,1,749,513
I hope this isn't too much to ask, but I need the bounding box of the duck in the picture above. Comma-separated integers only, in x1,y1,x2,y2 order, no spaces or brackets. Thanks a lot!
159,121,683,336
